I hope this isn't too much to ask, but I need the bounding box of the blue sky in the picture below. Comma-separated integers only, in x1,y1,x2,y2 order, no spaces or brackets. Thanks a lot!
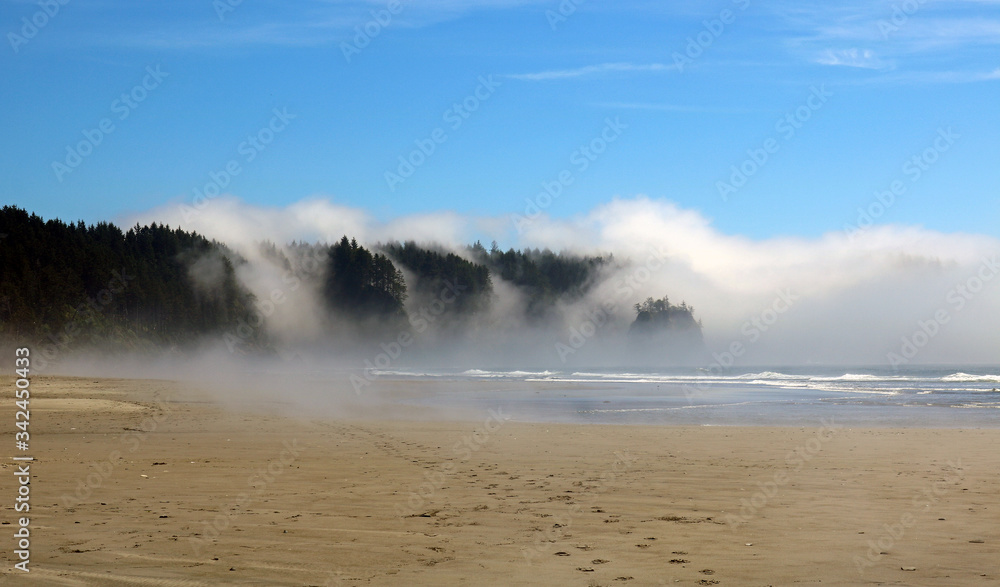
2,0,998,240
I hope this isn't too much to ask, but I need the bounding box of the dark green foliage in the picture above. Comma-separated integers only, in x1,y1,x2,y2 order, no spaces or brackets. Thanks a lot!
257,240,292,272
0,206,256,347
627,295,704,364
1,205,706,359
470,242,608,317
629,295,700,334
382,241,491,314
325,236,407,318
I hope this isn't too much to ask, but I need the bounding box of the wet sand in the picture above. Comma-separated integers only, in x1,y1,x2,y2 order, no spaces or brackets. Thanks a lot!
2,375,998,585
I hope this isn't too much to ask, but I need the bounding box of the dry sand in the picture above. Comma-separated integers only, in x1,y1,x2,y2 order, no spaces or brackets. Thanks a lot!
1,375,998,586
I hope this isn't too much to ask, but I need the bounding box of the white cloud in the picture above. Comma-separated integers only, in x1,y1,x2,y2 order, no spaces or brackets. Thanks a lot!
122,195,472,251
122,194,1000,364
815,48,890,69
844,67,1000,85
768,1,1000,81
511,196,1000,364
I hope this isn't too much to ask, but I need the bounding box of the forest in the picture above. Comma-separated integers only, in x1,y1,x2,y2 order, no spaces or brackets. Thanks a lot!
0,206,702,356
469,240,610,318
0,206,256,348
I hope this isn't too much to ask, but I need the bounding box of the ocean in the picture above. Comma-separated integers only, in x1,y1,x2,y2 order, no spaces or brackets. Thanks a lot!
372,365,1000,427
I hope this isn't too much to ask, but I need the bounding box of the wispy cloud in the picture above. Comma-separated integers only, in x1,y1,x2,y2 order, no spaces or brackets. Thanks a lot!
26,0,555,50
875,67,1000,84
505,62,674,81
765,0,1000,83
825,66,1000,87
815,48,890,69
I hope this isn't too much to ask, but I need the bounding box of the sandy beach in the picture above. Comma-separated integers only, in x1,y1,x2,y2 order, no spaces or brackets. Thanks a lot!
2,375,998,585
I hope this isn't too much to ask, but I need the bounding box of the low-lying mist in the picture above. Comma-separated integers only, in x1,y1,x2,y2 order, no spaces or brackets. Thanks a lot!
117,195,999,373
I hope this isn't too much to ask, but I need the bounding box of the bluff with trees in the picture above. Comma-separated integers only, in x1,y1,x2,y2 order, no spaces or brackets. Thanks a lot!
629,295,701,335
381,241,491,315
0,205,256,349
327,236,407,318
469,241,609,318
0,207,704,360
626,295,704,363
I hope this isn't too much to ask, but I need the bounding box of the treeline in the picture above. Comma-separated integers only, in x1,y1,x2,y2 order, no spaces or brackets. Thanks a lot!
381,241,491,315
0,206,256,348
328,237,407,318
0,207,701,353
469,241,609,317
629,296,701,336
